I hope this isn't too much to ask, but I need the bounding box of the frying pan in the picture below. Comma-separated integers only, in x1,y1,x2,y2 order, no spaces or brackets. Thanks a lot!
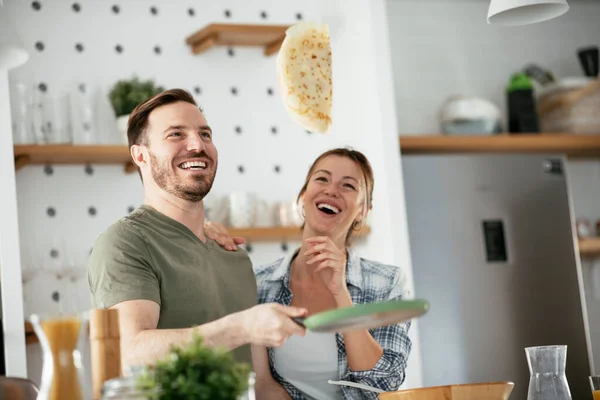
293,299,429,333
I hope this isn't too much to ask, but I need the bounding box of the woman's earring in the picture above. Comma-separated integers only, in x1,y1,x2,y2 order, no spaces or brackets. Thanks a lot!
352,219,363,231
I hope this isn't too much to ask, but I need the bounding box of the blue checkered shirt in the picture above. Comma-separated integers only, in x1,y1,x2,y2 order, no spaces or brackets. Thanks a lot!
254,247,413,400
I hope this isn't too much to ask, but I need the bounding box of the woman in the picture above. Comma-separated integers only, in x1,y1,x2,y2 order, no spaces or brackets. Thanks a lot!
207,148,412,400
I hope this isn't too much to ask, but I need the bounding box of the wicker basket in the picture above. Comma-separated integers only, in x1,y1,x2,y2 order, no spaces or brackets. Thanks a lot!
536,78,600,134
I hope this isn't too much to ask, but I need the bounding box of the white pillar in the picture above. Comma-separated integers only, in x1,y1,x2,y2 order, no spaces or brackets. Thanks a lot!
327,0,423,389
0,68,27,377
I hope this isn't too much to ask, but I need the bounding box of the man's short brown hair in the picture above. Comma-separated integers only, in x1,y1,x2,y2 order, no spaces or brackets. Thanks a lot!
127,88,198,148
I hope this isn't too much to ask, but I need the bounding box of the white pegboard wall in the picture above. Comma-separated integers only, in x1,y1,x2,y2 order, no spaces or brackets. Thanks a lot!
2,0,349,381
5,0,379,384
6,0,363,313
4,0,429,389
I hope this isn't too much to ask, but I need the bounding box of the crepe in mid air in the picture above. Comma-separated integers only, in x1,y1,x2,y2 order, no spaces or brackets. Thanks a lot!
276,21,332,133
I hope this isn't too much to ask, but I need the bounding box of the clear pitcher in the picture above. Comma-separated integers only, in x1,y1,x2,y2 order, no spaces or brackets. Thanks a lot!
526,345,572,400
29,312,90,400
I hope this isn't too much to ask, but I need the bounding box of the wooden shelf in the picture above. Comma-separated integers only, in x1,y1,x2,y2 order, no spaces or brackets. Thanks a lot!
228,225,371,242
185,23,289,56
13,145,135,173
18,135,600,174
399,134,600,158
579,238,600,257
24,321,38,345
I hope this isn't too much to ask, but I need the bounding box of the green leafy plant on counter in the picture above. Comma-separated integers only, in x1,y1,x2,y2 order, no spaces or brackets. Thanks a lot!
109,76,165,117
137,333,251,400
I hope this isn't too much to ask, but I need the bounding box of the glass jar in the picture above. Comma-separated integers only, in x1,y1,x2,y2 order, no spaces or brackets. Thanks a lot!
101,376,149,400
238,372,256,400
101,369,255,399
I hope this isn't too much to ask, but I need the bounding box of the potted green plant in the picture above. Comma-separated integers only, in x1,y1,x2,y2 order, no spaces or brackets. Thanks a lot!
137,334,252,400
109,76,165,136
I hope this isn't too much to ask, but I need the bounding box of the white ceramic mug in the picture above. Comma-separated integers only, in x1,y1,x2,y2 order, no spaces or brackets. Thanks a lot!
228,192,257,228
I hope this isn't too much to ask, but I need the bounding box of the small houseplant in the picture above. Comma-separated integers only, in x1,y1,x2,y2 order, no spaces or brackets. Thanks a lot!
137,334,251,400
108,76,164,134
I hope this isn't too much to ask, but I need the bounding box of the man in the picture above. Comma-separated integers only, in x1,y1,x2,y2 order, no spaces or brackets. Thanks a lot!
88,89,306,370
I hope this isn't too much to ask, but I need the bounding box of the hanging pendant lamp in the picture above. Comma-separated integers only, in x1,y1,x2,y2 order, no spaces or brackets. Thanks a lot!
487,0,569,26
0,3,29,70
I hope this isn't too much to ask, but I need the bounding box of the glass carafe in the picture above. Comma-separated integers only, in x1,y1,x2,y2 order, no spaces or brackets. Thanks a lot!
526,345,572,400
29,312,90,400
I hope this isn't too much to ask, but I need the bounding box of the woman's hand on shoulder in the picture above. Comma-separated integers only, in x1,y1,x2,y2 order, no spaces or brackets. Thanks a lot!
204,221,246,251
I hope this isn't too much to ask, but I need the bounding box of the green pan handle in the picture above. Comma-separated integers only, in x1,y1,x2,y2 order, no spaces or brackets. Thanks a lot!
293,317,306,327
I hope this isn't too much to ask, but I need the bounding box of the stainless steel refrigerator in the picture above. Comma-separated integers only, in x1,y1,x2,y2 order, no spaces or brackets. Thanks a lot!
401,154,594,400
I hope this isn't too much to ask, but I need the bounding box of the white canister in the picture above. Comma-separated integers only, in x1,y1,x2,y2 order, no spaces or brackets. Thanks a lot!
254,199,276,228
228,192,257,228
277,200,303,227
203,194,230,226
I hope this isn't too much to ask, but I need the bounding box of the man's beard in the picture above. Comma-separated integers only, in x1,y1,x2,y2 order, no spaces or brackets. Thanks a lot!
149,151,216,202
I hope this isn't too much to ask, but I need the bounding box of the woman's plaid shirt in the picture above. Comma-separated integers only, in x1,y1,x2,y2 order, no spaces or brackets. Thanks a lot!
254,248,413,400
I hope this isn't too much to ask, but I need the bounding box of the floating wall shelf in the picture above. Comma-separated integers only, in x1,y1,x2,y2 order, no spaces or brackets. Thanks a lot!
24,322,37,345
578,238,600,258
14,135,600,175
13,145,136,173
399,134,600,158
185,23,289,56
15,135,600,174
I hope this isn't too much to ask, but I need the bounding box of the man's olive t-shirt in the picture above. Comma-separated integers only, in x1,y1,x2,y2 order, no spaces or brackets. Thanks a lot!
88,205,258,364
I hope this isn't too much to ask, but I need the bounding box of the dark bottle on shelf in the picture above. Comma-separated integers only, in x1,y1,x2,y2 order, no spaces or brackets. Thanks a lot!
507,73,540,134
